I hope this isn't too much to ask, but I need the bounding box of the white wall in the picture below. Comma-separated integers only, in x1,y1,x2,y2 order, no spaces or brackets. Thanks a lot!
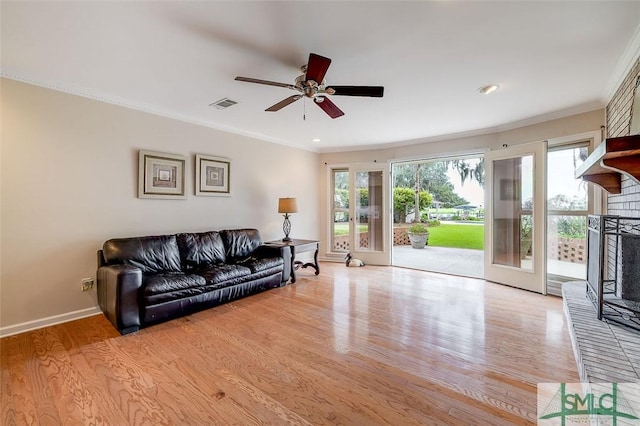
0,78,320,333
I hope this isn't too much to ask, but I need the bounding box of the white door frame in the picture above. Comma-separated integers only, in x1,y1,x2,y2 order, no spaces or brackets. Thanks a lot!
484,141,547,293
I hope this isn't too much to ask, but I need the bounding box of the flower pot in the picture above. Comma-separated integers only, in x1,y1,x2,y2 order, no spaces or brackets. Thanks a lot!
408,232,429,249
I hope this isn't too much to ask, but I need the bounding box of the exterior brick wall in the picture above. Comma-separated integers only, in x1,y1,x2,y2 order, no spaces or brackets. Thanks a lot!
333,228,412,251
548,237,586,264
606,56,640,218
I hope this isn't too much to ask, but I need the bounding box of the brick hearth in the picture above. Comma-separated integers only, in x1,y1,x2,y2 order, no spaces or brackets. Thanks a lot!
563,281,640,382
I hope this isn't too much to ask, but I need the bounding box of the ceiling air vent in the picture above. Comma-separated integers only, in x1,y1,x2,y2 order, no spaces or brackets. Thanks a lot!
209,98,238,109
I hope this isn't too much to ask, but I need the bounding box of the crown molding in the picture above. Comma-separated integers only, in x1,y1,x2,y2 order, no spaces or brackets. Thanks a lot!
0,69,319,153
604,24,640,102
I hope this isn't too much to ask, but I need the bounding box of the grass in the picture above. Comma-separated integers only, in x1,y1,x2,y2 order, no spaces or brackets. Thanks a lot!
335,222,484,250
334,223,367,235
425,224,484,250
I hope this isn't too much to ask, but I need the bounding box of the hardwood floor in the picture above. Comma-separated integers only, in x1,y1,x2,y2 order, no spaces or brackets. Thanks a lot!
1,263,578,425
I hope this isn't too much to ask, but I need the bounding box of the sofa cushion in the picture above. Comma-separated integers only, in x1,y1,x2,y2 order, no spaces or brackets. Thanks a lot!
176,231,226,272
238,256,284,274
103,235,182,273
199,264,252,289
220,229,263,261
142,272,208,305
143,272,206,296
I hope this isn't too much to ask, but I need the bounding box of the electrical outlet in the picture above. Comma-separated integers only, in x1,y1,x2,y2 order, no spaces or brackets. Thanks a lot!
81,278,94,291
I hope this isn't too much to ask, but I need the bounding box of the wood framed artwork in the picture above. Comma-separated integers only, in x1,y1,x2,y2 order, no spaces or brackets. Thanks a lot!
195,154,231,196
138,150,186,199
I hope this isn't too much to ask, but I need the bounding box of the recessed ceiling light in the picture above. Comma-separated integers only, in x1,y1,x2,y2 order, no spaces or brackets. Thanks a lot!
478,84,500,95
312,138,321,142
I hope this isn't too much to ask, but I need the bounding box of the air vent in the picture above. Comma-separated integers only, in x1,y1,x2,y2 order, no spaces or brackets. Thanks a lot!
209,98,238,109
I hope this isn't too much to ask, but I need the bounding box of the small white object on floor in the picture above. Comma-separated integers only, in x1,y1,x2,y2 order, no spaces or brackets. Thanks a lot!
345,252,365,267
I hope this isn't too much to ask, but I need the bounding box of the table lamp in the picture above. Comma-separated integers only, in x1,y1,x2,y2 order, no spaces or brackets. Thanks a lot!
278,197,298,242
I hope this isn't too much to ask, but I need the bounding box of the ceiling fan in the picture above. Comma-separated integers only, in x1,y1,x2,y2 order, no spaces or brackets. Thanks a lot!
235,53,384,119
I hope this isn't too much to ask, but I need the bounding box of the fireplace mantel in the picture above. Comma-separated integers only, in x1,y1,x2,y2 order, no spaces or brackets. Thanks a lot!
576,135,640,194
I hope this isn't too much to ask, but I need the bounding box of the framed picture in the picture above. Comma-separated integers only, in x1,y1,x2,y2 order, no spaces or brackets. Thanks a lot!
195,154,231,196
138,150,186,199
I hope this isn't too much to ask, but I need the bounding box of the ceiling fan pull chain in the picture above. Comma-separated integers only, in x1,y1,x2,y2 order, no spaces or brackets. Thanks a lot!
303,97,306,121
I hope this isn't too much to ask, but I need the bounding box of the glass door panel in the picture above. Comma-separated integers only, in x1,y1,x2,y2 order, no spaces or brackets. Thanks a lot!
349,163,390,265
484,141,546,293
355,170,383,251
331,169,350,252
491,155,533,270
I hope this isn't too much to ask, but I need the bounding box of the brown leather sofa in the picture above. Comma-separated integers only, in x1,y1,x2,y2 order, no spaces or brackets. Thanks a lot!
97,228,290,334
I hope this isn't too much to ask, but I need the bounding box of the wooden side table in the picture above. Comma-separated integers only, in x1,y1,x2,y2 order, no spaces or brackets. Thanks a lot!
265,239,319,283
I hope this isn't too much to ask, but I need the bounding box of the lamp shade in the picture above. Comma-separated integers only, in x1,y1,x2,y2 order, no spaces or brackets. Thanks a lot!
278,197,298,214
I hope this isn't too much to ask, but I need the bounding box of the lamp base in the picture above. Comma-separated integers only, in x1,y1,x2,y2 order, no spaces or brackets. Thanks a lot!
282,213,292,243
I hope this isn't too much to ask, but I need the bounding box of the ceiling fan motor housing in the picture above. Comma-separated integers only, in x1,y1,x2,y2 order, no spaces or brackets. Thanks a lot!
295,74,324,98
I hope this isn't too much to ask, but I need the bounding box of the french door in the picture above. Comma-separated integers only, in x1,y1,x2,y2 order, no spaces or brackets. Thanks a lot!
329,163,391,265
348,163,391,265
484,141,547,293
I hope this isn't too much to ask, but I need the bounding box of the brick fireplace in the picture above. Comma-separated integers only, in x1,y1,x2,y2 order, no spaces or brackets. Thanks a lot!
562,56,640,383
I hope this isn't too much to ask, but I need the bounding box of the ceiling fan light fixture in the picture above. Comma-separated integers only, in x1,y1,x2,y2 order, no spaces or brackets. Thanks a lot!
478,84,500,95
312,138,321,142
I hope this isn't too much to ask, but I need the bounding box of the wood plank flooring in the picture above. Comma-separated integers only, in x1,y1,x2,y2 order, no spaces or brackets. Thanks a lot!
1,263,579,425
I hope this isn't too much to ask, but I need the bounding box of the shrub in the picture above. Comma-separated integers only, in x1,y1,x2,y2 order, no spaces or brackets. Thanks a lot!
408,223,430,234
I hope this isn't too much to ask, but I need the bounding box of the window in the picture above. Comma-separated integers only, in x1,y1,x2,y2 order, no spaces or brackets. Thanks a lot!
547,142,589,280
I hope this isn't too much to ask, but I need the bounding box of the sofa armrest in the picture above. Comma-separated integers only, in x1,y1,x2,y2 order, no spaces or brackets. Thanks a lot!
253,244,291,286
97,264,142,334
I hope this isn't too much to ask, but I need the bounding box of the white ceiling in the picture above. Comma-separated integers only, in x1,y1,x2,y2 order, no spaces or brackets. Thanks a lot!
2,1,639,152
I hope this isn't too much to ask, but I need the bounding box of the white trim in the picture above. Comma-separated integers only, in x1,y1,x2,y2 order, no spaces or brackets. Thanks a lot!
3,69,606,156
0,70,317,153
604,24,640,102
0,307,102,338
317,105,604,154
546,130,602,147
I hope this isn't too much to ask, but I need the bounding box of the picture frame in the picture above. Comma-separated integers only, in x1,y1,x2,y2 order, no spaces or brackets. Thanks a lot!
195,154,231,196
138,150,186,199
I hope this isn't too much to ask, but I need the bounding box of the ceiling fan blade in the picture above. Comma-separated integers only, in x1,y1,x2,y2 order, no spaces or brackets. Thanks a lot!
235,76,297,90
305,53,332,84
314,96,344,119
326,85,384,97
265,95,302,112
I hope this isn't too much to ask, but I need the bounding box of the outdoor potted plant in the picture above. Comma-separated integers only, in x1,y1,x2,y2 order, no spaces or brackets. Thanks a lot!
408,223,430,249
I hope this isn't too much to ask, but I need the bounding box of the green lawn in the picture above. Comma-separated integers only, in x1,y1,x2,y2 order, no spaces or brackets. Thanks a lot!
335,222,484,250
426,224,484,250
334,223,368,235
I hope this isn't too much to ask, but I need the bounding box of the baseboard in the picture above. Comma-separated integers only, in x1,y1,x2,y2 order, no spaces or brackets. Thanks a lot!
0,307,102,338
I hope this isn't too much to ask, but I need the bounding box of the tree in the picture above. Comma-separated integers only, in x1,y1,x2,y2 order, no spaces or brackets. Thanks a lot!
393,187,432,223
393,162,468,208
449,159,485,187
